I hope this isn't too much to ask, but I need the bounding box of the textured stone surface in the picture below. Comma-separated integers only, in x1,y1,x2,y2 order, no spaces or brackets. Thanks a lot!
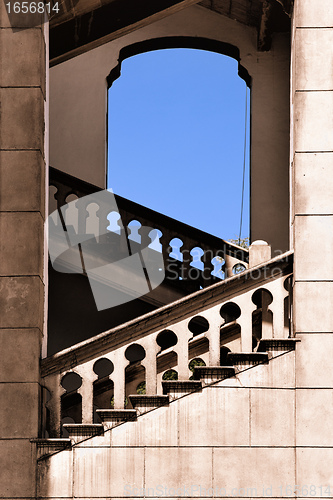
0,212,44,276
0,440,36,497
296,388,333,446
294,91,333,152
295,29,333,91
38,449,73,498
296,334,333,388
213,447,295,495
0,150,45,215
0,28,45,91
0,329,41,382
293,281,333,333
294,215,333,281
294,153,333,215
250,388,295,446
145,447,212,492
0,87,44,151
178,386,250,446
0,383,39,437
0,276,43,329
73,447,144,497
295,0,333,27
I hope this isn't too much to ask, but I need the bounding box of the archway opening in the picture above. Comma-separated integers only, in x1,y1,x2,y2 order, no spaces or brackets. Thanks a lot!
108,47,250,242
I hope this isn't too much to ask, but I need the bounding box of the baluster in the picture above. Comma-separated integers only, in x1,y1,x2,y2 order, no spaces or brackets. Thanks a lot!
269,279,290,338
138,225,152,250
262,290,273,339
77,367,94,424
54,183,68,210
45,374,62,437
111,350,127,409
206,315,221,366
142,339,158,395
173,323,191,380
202,247,214,287
236,294,257,352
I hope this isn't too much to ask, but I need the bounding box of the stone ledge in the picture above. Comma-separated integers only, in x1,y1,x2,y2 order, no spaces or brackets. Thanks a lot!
129,395,169,415
96,409,137,428
31,438,71,459
62,423,104,443
162,380,202,399
257,338,300,352
193,366,236,384
227,352,269,367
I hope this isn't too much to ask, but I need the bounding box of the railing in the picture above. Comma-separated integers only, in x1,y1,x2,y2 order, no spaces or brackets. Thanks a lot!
41,251,293,437
49,167,248,292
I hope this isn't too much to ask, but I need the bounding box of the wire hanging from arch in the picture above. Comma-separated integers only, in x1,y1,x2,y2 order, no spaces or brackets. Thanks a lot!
238,84,248,246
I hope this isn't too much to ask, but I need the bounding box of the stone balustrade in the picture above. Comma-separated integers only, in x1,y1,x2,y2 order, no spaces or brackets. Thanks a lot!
41,251,293,437
49,166,248,292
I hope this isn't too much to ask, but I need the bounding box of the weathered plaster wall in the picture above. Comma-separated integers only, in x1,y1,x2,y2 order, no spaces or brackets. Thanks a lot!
49,5,290,252
0,5,47,498
38,350,296,498
291,0,333,489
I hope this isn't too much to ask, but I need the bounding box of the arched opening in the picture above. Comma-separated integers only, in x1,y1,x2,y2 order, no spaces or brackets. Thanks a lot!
107,42,250,242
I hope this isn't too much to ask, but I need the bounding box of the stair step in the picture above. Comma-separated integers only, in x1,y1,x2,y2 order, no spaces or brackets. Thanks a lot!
227,352,269,370
257,338,300,353
62,424,104,443
31,438,71,459
162,380,202,399
129,395,169,415
96,409,137,428
193,366,236,384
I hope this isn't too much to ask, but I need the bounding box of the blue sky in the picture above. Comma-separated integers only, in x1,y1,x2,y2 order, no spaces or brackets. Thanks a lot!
107,48,250,242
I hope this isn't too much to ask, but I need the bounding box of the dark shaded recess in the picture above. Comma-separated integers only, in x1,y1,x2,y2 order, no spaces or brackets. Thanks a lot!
48,263,155,355
156,330,178,351
188,316,209,336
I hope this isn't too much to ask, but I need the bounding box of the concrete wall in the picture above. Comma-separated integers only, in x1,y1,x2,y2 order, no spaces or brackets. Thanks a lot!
49,6,290,252
291,0,333,492
0,5,47,498
38,350,297,498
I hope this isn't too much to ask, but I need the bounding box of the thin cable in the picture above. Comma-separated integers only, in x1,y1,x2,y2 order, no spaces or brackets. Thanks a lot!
238,84,248,246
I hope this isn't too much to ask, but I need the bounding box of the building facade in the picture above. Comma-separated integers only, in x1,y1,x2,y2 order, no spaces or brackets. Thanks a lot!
1,0,333,498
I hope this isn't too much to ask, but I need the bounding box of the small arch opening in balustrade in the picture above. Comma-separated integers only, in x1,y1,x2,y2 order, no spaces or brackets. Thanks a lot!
156,330,178,352
220,302,241,324
125,343,146,407
60,372,82,432
220,346,231,366
190,247,204,270
136,381,146,394
188,316,209,337
157,351,178,382
169,238,184,262
148,228,163,253
232,262,247,275
128,220,142,243
252,288,273,348
162,369,178,380
189,357,206,379
93,358,115,423
107,210,122,234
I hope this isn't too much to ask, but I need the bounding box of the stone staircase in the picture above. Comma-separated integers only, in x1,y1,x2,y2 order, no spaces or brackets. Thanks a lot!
34,336,298,459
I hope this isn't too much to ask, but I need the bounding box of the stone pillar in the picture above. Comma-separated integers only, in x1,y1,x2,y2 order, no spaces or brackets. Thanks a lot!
291,0,333,487
0,5,47,498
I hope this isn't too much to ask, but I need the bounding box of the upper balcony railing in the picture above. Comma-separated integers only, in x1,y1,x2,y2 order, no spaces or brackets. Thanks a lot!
49,167,249,293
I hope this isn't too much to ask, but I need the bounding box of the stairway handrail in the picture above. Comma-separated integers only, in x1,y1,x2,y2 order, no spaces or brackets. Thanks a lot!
41,250,293,377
